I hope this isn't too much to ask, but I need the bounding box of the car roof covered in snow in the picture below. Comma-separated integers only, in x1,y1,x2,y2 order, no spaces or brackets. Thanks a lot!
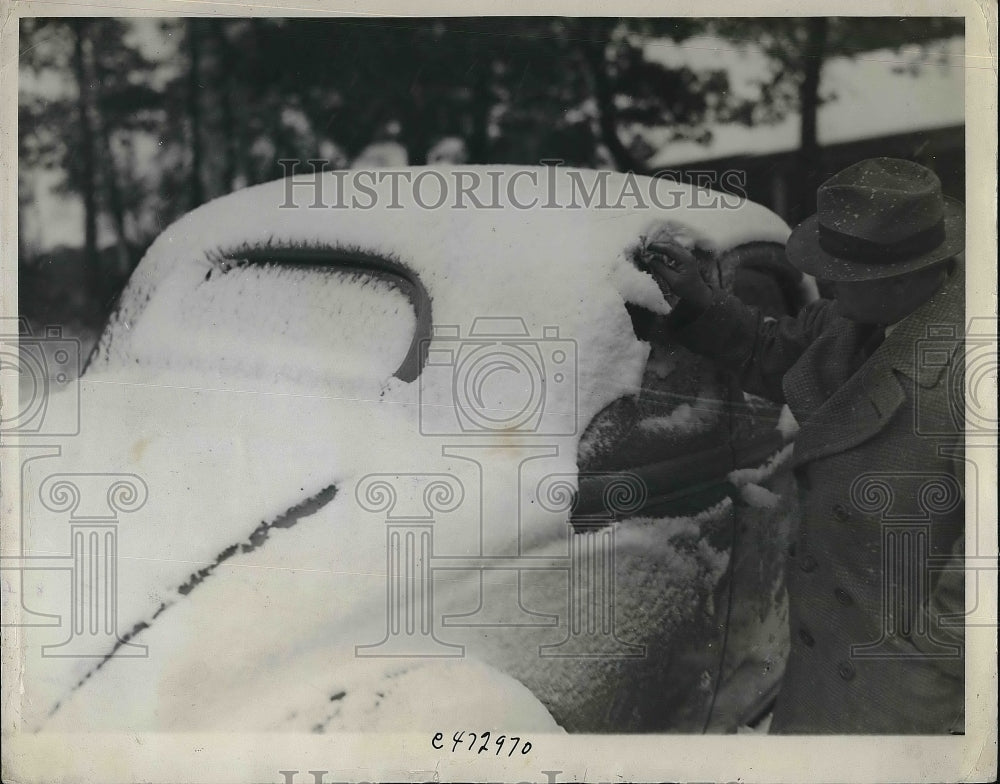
91,165,789,373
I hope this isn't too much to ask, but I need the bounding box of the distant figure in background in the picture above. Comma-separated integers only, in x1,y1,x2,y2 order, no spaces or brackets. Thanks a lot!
427,136,469,166
351,121,408,168
646,158,966,734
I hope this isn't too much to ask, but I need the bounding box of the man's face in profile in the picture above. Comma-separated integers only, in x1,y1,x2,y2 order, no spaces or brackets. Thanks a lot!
829,261,951,325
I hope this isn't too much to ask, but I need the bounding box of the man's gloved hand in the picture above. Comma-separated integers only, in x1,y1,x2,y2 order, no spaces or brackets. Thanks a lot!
645,241,715,312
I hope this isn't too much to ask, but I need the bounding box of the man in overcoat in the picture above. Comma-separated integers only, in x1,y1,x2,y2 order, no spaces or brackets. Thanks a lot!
647,158,966,733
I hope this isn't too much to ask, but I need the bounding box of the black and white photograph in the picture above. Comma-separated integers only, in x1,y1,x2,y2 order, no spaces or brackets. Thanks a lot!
1,2,996,782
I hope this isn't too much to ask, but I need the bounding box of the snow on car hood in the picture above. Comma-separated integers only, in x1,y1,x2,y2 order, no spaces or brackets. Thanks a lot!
18,167,790,732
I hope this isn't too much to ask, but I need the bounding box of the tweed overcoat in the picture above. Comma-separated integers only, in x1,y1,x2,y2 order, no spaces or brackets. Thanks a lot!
671,267,966,734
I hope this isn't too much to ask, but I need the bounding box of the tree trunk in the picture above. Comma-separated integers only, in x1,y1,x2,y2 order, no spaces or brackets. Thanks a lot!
211,20,240,191
794,17,829,222
70,20,101,296
187,18,205,206
17,189,29,266
579,24,646,175
91,39,134,278
468,58,492,164
96,127,132,278
403,77,428,166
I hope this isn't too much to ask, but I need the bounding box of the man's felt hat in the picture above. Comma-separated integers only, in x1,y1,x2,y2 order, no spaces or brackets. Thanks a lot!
785,158,964,282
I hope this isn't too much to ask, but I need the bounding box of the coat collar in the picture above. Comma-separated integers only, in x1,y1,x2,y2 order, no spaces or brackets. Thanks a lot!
790,263,964,467
874,262,965,387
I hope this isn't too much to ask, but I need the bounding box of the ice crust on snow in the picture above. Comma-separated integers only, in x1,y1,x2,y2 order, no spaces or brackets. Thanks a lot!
23,167,791,733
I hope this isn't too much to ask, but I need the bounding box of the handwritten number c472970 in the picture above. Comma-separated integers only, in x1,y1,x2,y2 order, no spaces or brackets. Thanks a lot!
434,731,532,756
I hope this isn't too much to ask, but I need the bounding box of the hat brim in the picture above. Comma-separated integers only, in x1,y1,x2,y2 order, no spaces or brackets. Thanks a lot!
785,196,965,282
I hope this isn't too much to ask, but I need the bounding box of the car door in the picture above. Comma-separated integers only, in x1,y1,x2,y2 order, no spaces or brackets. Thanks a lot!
26,246,436,727
574,240,805,731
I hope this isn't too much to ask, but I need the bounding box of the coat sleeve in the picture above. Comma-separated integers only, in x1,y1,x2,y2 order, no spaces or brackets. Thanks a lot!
911,411,966,683
918,532,965,675
665,291,838,403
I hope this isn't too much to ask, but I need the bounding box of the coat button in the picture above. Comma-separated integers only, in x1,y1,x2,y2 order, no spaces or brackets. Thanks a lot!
833,503,850,522
799,554,818,573
837,661,856,681
834,587,853,606
798,627,815,647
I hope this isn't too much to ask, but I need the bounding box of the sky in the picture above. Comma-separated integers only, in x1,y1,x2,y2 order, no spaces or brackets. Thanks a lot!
645,35,965,167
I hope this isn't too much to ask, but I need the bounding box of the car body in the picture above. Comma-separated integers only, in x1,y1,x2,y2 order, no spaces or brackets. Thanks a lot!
14,166,806,733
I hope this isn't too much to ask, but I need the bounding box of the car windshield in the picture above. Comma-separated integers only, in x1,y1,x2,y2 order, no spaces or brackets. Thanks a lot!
576,241,796,514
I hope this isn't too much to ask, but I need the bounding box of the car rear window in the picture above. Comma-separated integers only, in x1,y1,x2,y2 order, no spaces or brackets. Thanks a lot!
109,249,425,388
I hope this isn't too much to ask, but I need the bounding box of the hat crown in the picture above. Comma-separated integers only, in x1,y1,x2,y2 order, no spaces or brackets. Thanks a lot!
816,158,945,244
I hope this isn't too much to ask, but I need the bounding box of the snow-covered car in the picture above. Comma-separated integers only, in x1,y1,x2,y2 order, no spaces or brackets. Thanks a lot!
15,166,808,734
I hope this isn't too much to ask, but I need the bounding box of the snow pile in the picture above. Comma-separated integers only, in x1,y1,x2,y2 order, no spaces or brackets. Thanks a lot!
21,166,791,733
776,404,801,440
610,259,674,315
637,401,716,436
739,483,781,510
727,443,795,487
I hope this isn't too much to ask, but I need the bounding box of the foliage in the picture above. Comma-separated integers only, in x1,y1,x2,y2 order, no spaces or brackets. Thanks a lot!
18,16,962,318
